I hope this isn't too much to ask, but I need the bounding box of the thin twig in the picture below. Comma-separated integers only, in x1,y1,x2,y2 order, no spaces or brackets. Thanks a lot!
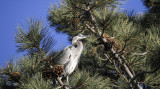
131,52,147,56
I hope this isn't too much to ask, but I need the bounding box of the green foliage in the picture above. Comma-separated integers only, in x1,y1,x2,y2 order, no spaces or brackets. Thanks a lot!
145,26,160,70
70,70,114,89
0,77,8,89
48,0,125,36
15,18,55,56
79,34,114,76
48,0,160,88
112,18,139,41
116,77,130,89
142,0,160,9
19,73,52,89
141,0,160,27
1,59,21,89
1,53,56,89
142,0,152,8
3,59,20,75
0,18,58,89
18,56,43,79
1,0,160,89
144,71,160,88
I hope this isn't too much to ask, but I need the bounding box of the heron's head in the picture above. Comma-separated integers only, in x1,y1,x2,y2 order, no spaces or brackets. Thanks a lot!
76,34,87,40
72,34,87,44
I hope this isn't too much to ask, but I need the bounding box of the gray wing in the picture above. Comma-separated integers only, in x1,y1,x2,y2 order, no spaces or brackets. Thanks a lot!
54,45,75,65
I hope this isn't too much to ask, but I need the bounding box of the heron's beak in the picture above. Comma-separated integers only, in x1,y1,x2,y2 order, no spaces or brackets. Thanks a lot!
77,34,88,40
81,35,88,39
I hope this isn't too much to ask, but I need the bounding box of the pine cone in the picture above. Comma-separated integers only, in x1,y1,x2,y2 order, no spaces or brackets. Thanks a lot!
104,37,115,49
42,65,64,80
42,70,53,80
11,72,21,82
52,65,64,77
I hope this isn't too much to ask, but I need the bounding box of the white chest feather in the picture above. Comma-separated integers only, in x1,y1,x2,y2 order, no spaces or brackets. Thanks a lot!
60,41,83,76
64,56,79,75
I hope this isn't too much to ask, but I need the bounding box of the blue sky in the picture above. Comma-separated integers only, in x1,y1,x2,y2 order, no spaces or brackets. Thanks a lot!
0,0,146,66
121,0,146,14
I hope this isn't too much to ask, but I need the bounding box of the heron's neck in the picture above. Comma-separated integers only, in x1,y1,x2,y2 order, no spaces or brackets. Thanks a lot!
72,38,78,44
71,41,83,61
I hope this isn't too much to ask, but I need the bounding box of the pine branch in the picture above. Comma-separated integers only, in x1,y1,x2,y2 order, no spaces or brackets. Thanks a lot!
84,6,142,89
15,18,55,58
113,60,129,83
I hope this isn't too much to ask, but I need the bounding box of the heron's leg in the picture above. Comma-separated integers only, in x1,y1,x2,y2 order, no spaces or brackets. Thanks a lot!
56,77,69,89
56,76,64,86
66,75,69,85
53,77,62,84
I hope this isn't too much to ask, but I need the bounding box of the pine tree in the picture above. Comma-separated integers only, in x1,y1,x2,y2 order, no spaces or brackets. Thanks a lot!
0,0,160,89
0,18,57,89
48,0,160,88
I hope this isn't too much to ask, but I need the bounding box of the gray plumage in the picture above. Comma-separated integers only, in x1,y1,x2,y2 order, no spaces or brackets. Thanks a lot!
53,34,87,85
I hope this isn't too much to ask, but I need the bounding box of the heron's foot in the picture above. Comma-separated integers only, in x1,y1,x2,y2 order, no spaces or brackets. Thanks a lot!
63,84,70,89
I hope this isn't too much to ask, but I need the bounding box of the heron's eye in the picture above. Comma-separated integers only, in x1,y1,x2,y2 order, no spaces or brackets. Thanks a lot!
75,45,77,47
78,34,83,37
74,44,78,47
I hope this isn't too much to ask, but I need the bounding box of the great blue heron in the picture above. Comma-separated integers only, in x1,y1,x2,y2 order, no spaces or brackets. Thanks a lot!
52,34,87,86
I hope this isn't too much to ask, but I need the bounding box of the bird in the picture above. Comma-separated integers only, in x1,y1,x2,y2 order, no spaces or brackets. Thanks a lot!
52,34,87,86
